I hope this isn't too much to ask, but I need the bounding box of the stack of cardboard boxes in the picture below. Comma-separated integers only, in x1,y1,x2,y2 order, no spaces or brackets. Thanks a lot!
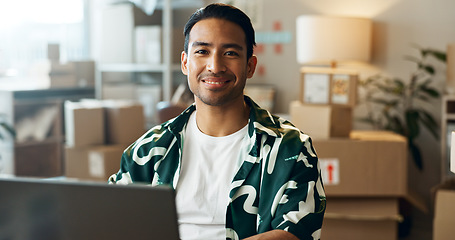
290,67,426,240
47,43,95,88
432,131,455,240
290,67,357,139
64,99,145,182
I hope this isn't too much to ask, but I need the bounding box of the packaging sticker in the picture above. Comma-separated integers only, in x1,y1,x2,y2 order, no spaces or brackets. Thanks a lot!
319,158,340,185
89,153,105,178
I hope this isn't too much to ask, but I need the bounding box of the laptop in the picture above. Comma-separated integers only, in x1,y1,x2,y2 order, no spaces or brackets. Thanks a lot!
0,177,180,240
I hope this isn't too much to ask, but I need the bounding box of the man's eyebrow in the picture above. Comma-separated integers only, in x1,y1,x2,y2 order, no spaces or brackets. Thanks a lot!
222,43,243,51
191,41,243,51
192,41,211,47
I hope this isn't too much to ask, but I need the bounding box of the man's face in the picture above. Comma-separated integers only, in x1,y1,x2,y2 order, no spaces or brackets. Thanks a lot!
181,18,257,107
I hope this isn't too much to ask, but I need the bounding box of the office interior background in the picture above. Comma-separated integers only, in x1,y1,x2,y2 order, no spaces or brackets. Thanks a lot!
1,0,455,239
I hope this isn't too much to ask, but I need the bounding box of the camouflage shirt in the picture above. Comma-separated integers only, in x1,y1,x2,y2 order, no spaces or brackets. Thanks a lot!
109,96,326,240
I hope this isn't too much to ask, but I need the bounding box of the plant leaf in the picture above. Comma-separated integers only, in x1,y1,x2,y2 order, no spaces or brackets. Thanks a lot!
405,110,420,139
424,88,440,98
423,65,435,75
417,110,439,139
409,140,423,170
370,98,400,107
422,49,447,62
0,122,16,139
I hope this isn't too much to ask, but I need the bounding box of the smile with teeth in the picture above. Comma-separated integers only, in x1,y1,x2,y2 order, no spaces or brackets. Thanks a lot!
204,80,225,84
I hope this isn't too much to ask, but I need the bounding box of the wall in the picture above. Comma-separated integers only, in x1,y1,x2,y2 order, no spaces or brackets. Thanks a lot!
245,0,455,239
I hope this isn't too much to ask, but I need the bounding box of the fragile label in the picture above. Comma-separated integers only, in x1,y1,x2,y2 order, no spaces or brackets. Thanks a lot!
319,158,340,185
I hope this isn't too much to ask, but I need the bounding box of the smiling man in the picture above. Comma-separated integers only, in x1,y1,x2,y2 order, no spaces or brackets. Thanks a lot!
109,3,326,240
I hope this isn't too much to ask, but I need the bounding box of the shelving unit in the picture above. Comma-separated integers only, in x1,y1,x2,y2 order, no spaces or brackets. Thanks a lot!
95,63,182,100
440,95,455,181
95,0,202,102
0,88,95,177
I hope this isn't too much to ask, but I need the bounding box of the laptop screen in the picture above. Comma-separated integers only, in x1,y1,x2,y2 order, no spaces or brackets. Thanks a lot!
0,177,180,240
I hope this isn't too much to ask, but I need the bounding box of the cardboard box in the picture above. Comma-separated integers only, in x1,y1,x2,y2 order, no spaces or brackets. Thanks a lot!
245,85,276,112
49,74,78,88
102,83,137,100
432,177,455,240
433,190,455,240
49,62,77,88
15,141,63,178
135,25,161,64
73,60,95,87
322,197,401,240
313,131,407,196
100,4,161,63
300,67,358,107
290,101,352,139
64,145,125,182
103,101,145,145
318,132,428,240
451,131,455,173
100,4,135,63
47,43,60,62
136,85,162,126
64,101,105,147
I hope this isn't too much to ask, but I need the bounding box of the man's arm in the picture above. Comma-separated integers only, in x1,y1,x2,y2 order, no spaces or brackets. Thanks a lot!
244,230,299,240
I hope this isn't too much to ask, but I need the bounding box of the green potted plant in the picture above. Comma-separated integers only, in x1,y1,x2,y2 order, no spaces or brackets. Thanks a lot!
358,45,446,170
0,113,15,173
0,114,15,141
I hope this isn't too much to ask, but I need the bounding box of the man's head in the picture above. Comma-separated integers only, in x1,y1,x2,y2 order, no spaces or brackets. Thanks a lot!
180,3,257,108
183,3,256,60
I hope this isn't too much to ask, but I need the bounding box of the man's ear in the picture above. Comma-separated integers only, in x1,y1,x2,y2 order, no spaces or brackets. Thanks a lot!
247,55,257,79
181,51,188,76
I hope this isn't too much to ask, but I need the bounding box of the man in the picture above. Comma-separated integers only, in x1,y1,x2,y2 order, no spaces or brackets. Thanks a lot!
109,3,326,240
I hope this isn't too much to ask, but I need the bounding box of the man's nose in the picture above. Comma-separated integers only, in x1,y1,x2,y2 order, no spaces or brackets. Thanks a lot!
206,54,226,73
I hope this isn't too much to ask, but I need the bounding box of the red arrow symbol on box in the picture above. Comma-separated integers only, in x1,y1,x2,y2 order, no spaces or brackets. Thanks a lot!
327,164,334,183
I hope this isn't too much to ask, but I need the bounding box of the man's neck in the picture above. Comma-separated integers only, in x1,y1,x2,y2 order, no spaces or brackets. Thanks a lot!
194,97,250,137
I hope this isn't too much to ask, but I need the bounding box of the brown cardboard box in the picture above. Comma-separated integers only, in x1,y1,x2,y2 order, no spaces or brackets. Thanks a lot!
432,177,455,240
103,101,145,145
433,190,455,240
322,197,402,240
290,101,352,139
313,130,407,196
64,101,105,147
73,60,95,87
49,74,78,88
64,145,125,182
49,62,77,88
315,131,428,240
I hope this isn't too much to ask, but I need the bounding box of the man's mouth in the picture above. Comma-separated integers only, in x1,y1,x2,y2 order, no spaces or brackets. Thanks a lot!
203,80,228,84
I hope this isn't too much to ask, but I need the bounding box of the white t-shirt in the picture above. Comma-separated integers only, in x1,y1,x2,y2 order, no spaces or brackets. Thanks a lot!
176,112,248,240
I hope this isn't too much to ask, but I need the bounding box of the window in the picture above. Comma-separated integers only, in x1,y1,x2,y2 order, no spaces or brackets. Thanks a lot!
0,0,88,87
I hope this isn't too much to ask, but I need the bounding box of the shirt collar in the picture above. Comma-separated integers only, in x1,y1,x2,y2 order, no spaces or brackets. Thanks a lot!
165,95,283,138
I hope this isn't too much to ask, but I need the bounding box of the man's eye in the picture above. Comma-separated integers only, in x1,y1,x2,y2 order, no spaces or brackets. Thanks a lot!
225,51,239,56
195,49,208,54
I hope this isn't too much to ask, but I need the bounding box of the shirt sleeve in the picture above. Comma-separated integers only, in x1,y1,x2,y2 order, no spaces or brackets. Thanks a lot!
271,136,326,240
108,146,135,184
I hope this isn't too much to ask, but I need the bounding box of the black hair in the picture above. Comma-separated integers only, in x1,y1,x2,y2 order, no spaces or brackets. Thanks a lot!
183,3,256,59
